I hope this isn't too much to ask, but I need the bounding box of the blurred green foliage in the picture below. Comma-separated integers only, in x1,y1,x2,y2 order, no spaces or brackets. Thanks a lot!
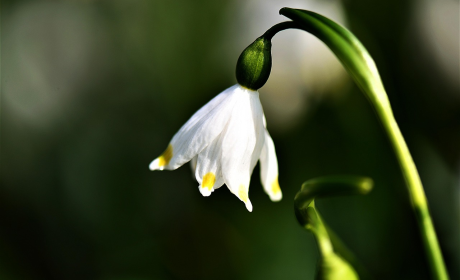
1,0,459,279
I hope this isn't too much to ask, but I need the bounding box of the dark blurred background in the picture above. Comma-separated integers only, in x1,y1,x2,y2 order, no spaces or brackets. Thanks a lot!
1,0,459,279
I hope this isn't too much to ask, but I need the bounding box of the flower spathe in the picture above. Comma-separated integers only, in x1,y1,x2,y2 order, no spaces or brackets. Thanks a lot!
149,84,282,212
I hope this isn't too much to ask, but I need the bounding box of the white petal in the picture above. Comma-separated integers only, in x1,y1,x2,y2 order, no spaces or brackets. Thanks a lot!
195,134,225,197
221,86,265,212
259,128,282,201
190,156,197,176
149,85,240,171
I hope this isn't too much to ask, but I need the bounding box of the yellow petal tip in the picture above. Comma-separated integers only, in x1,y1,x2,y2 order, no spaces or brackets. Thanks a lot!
238,184,253,211
271,177,281,194
269,177,282,202
158,144,173,167
238,184,249,203
202,172,216,191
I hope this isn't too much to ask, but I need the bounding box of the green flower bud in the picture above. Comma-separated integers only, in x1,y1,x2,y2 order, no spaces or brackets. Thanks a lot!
235,37,272,90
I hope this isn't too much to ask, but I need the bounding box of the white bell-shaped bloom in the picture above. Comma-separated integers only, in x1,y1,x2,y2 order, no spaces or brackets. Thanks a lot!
149,84,282,211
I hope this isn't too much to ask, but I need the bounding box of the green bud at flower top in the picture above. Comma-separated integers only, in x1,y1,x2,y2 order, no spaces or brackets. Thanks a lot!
235,37,272,90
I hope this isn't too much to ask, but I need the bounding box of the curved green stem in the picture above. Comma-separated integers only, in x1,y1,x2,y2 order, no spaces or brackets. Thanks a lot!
375,94,447,280
261,21,301,41
271,8,448,280
295,176,372,279
306,202,334,257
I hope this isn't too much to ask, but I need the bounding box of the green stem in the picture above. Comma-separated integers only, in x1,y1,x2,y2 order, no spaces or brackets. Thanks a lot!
261,21,301,41
294,177,371,279
266,8,449,279
306,202,334,257
374,91,448,280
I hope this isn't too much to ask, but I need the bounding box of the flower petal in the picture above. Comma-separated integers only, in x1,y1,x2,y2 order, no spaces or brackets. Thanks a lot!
149,85,240,171
259,128,282,201
190,156,197,175
195,134,225,197
221,86,265,212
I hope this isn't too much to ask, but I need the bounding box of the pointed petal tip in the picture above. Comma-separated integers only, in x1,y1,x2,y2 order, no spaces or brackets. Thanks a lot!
245,200,253,212
149,158,161,171
264,178,282,202
198,185,213,197
269,192,283,202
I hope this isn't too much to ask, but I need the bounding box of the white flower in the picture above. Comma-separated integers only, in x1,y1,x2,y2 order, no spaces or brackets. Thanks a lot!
149,84,282,212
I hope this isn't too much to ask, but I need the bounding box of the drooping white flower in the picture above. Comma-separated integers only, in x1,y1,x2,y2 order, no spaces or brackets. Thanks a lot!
149,84,282,212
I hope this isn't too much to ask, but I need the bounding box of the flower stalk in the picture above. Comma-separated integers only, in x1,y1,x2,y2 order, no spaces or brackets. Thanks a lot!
273,8,448,280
